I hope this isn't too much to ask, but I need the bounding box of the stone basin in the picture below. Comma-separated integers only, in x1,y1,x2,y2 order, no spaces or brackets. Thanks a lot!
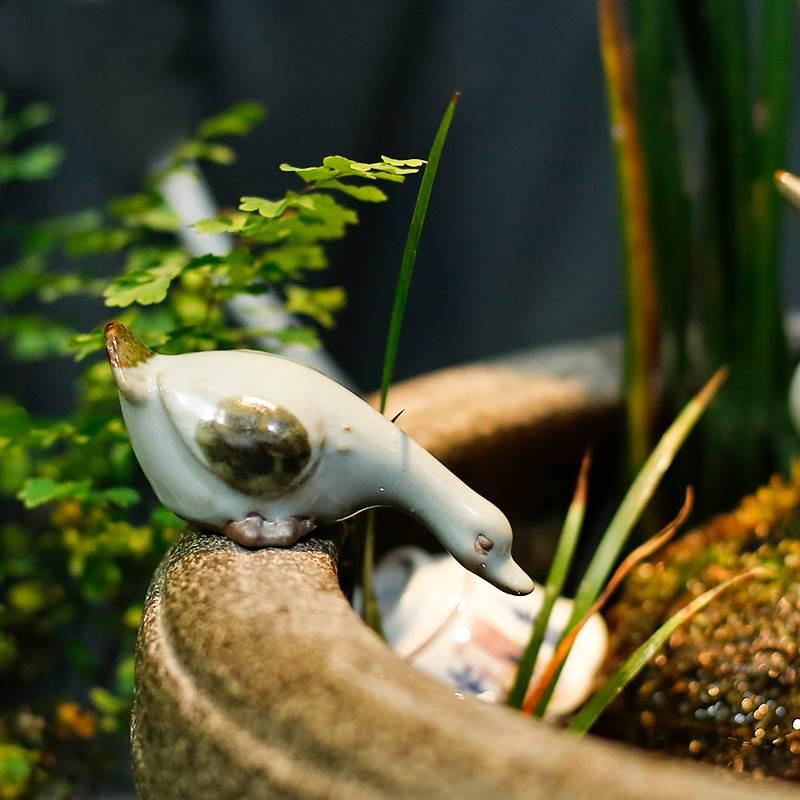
131,339,798,799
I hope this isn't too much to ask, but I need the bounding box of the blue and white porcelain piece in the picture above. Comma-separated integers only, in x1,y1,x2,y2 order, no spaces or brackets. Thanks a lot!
374,547,607,715
104,321,534,595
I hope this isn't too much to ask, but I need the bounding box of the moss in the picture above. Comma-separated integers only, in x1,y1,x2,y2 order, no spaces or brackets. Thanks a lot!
602,463,800,779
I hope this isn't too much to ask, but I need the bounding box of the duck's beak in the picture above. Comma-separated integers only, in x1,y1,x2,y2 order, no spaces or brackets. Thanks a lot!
104,321,155,403
485,557,534,596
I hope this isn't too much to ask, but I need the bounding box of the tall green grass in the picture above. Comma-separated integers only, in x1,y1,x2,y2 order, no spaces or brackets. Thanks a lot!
359,92,461,634
603,0,797,508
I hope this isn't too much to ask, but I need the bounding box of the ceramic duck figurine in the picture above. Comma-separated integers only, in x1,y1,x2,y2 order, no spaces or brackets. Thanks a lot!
104,322,533,595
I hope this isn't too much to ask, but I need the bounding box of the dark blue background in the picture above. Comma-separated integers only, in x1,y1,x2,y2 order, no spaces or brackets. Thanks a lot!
1,0,799,401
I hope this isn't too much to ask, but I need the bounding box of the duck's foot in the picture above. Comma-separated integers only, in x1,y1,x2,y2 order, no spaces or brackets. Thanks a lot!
224,513,316,548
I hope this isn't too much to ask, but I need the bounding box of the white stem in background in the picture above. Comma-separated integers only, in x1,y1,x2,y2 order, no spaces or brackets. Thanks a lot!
157,165,352,387
777,172,800,434
776,170,800,211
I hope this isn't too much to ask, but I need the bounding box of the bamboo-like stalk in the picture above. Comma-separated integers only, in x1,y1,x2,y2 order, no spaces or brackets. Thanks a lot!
750,0,795,449
701,0,752,348
698,1,760,498
631,0,692,407
674,0,778,506
598,0,661,474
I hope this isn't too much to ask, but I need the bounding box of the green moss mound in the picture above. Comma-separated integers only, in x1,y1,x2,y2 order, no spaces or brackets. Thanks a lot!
603,465,800,780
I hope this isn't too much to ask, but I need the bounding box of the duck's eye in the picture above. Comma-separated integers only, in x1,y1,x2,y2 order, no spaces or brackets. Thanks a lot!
474,533,494,556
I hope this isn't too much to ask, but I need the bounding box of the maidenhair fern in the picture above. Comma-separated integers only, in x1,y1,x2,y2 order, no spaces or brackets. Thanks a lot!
0,94,63,184
0,98,423,797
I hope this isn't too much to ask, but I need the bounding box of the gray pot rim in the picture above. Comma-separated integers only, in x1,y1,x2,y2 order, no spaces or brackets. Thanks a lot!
131,338,795,800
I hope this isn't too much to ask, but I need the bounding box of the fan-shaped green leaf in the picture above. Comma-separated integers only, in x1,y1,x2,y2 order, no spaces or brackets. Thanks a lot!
103,250,188,307
18,477,93,508
198,102,265,140
285,285,346,328
322,180,388,202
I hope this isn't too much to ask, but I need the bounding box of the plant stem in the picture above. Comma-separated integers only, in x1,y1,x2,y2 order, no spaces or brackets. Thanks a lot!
689,0,760,503
599,0,661,474
631,0,692,408
360,511,384,637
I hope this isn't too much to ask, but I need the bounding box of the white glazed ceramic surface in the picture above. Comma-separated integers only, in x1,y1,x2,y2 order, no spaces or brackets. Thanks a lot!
105,323,534,595
376,547,608,716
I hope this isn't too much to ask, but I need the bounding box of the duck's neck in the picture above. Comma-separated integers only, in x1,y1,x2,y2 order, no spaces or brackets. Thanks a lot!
369,428,488,556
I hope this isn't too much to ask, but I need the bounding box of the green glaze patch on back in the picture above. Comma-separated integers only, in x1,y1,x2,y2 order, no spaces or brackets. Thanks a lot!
196,396,314,496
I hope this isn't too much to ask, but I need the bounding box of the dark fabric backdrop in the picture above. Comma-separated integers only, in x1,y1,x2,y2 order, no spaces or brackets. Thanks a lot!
1,0,799,405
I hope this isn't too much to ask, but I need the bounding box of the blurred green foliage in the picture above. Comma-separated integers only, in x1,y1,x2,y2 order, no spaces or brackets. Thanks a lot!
0,96,63,186
0,96,422,797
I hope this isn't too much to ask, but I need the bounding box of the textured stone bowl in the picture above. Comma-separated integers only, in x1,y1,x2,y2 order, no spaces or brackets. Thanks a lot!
131,340,797,799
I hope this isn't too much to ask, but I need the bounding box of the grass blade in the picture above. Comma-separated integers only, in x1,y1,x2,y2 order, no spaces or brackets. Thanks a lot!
567,567,769,735
378,91,460,413
506,450,591,709
360,92,461,635
599,0,661,473
534,367,727,715
525,488,693,715
572,369,725,619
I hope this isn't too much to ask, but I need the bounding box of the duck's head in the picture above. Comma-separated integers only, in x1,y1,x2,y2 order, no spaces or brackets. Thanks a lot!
454,503,534,596
104,321,158,404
